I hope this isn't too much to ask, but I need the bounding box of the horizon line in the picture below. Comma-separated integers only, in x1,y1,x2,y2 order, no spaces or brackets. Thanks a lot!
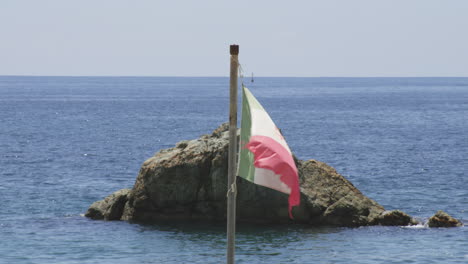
1,75,468,78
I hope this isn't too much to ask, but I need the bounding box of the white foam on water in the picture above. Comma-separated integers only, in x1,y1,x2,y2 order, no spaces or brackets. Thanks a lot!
401,223,427,229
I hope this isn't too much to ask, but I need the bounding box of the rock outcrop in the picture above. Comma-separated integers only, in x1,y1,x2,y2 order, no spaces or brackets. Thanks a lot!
85,123,416,227
427,210,463,227
373,210,418,226
86,189,131,220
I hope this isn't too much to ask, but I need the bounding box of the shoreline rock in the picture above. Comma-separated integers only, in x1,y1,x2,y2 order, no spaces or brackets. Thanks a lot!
86,123,420,227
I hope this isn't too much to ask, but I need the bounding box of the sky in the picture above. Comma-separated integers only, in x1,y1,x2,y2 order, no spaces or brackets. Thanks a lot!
1,0,467,77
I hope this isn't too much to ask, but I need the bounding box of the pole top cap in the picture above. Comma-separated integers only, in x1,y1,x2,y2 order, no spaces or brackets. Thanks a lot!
230,45,239,55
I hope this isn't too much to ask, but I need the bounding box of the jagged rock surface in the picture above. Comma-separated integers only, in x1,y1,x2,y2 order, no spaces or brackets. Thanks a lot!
86,123,413,227
427,210,463,228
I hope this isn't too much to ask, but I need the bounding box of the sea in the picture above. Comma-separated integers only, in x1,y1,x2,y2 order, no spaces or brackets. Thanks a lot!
0,76,466,263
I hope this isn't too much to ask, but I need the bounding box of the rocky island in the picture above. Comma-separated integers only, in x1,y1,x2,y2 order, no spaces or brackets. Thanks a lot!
86,123,462,227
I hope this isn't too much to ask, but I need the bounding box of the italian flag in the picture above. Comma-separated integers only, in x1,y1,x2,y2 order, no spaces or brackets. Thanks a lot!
237,86,300,218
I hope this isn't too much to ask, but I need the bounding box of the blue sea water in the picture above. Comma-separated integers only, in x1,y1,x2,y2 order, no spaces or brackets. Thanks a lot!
0,76,467,263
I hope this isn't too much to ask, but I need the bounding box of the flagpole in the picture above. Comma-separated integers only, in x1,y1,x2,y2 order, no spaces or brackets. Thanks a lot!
227,44,239,264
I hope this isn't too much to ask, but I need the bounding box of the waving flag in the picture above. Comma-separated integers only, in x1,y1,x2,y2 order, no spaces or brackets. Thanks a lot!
237,86,300,218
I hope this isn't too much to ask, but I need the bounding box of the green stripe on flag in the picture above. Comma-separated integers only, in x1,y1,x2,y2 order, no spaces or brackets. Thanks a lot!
237,86,256,182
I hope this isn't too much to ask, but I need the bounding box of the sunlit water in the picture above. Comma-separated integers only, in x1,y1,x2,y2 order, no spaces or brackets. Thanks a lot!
1,76,466,263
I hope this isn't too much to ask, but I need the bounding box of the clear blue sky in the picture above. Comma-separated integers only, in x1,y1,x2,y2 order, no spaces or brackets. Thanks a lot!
1,0,467,77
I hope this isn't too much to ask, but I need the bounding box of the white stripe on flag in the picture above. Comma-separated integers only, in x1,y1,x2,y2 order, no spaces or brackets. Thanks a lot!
253,168,292,194
250,108,292,154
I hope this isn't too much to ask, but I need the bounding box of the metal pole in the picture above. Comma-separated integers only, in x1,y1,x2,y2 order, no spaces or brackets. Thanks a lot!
227,44,239,264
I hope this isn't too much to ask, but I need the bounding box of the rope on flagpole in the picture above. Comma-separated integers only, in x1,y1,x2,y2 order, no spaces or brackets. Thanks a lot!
226,57,243,200
227,57,240,199
226,182,237,198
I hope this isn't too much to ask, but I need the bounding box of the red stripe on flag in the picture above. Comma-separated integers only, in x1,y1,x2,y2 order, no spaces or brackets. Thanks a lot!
245,135,300,218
